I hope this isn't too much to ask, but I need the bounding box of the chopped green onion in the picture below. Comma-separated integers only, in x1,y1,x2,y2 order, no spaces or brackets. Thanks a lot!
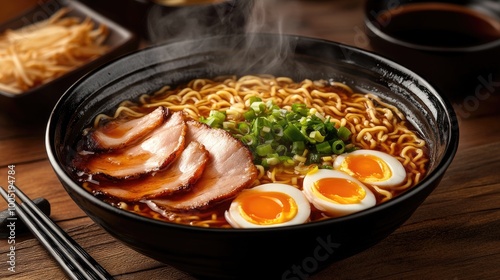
308,153,321,163
312,123,325,133
291,141,305,155
210,110,226,120
309,131,325,142
293,154,307,163
332,139,345,154
243,109,256,121
202,117,218,127
275,144,287,155
223,121,236,130
316,141,332,154
321,155,333,162
241,134,256,146
256,143,273,157
200,110,227,127
292,103,308,116
249,96,262,104
260,158,270,169
279,156,295,167
324,120,335,132
284,124,306,142
238,123,250,134
201,102,353,171
337,126,351,141
250,101,266,114
264,157,280,166
272,124,283,137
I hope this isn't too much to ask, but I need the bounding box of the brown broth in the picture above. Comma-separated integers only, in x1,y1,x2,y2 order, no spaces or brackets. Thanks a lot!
376,3,500,47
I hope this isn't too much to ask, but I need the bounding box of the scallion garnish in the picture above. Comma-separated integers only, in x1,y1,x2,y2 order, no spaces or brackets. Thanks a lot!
199,101,355,169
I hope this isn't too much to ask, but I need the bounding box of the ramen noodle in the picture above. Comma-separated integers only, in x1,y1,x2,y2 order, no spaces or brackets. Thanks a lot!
73,75,428,228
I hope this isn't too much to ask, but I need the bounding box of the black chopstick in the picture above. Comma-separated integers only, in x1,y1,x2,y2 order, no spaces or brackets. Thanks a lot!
0,185,114,280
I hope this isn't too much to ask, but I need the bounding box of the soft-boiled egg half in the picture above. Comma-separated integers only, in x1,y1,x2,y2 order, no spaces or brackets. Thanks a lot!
225,183,311,228
302,169,376,217
333,149,406,188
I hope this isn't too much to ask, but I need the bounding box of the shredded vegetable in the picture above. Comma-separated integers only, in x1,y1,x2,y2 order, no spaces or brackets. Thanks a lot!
200,99,356,169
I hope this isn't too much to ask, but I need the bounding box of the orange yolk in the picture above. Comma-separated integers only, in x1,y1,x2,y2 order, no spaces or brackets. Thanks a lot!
313,177,366,204
340,154,391,182
237,191,298,225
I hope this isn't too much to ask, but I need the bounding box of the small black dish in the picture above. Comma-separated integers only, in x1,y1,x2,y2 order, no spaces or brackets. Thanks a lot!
0,0,140,123
364,0,500,96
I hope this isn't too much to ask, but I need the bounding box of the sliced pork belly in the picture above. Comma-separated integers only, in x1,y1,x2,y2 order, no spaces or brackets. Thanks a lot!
85,106,168,151
80,111,187,179
91,141,209,201
147,120,258,211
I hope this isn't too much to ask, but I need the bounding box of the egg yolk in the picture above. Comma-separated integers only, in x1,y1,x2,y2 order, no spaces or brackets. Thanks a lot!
313,177,366,204
339,154,391,183
237,191,298,225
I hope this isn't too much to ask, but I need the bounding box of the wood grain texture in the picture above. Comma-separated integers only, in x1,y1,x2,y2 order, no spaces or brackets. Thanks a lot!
1,0,499,279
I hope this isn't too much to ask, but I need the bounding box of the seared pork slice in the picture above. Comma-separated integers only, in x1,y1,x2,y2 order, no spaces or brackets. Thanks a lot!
91,141,209,201
80,111,187,179
148,120,258,211
85,106,168,151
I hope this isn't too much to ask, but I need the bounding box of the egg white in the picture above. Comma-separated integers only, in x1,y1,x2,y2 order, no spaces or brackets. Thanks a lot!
302,169,376,217
333,149,406,188
225,183,311,228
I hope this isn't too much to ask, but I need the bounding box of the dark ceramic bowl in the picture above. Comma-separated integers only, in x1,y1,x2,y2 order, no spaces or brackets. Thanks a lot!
0,0,140,123
364,0,500,96
46,34,459,279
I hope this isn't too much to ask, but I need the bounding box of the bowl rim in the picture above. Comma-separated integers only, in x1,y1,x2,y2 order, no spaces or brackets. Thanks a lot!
364,0,500,53
45,33,460,234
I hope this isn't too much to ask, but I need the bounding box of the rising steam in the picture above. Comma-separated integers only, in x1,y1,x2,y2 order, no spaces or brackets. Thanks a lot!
146,0,304,75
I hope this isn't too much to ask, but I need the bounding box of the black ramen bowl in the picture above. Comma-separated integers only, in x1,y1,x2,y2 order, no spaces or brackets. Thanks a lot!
364,0,500,96
46,34,459,279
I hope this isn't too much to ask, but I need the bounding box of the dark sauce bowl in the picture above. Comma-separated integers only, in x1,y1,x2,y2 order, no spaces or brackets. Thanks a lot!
46,34,459,279
364,0,500,96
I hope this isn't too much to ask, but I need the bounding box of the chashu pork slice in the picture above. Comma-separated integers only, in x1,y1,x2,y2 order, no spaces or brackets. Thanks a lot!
78,111,187,179
91,141,209,201
147,120,258,211
84,106,169,151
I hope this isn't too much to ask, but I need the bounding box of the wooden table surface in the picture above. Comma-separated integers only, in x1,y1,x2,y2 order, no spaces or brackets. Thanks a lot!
1,0,499,279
